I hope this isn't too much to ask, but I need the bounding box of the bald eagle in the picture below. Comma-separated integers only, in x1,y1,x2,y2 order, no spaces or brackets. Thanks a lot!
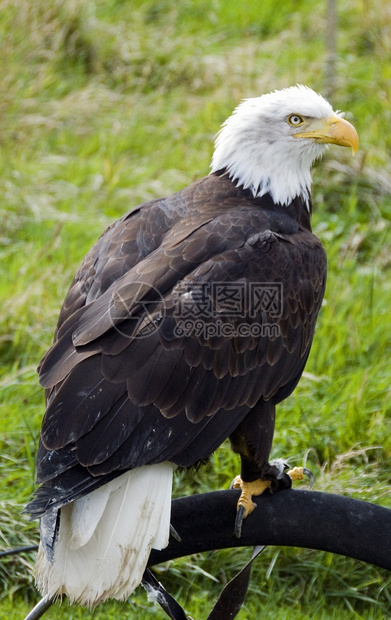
26,85,358,607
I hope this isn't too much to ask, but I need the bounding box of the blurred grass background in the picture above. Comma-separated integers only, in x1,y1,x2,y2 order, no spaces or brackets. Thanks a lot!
0,0,391,618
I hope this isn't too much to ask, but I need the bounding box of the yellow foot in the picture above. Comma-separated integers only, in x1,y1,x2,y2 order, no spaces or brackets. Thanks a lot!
287,466,305,481
233,476,271,519
233,476,271,538
288,466,314,488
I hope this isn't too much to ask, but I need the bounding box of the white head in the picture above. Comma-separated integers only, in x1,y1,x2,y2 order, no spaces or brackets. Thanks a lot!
210,85,358,207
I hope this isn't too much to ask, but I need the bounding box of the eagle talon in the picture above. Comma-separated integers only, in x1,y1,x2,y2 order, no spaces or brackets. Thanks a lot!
169,524,181,542
233,476,271,538
235,505,246,538
288,466,315,489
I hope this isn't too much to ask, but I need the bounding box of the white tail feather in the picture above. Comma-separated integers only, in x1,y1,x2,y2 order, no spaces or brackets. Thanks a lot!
69,483,111,549
36,463,175,607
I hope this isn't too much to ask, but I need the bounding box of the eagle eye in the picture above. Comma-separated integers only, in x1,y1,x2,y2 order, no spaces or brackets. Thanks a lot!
288,114,305,126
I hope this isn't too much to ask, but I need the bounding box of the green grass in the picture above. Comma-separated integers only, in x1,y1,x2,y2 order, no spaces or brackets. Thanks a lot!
1,0,391,617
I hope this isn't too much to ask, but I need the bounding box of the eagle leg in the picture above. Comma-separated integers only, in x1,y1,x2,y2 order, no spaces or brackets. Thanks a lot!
229,402,296,537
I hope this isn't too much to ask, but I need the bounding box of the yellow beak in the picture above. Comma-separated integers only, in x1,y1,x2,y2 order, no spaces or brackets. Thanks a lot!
294,114,359,155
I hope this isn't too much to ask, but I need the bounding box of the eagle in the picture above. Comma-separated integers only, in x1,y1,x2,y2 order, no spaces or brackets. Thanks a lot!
26,85,358,607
